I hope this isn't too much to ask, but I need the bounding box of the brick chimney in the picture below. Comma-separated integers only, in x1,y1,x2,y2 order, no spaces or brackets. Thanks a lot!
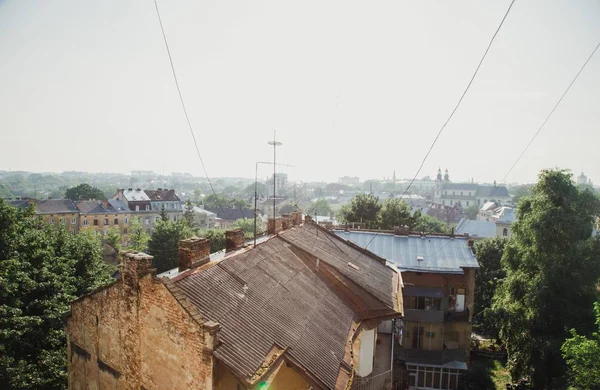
281,214,293,230
225,229,245,252
290,211,302,226
267,217,283,235
120,251,154,287
304,215,313,223
178,237,211,272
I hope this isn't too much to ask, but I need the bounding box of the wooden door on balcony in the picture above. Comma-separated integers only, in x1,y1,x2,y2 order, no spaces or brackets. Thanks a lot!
412,326,424,349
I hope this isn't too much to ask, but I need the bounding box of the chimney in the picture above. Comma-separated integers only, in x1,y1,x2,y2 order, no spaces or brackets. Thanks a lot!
225,229,245,252
290,211,302,226
158,188,162,191
281,214,293,230
120,251,154,287
178,237,211,272
128,188,132,191
267,217,283,235
304,215,313,223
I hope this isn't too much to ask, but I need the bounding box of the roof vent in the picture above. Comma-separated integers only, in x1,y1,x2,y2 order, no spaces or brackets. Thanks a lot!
417,255,424,262
347,262,360,271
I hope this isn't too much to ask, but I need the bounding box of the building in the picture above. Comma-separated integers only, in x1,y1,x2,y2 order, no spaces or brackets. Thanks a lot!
477,202,515,238
185,205,217,229
112,188,183,233
34,199,80,233
333,229,479,390
205,206,254,227
339,176,360,186
432,169,511,207
258,196,291,218
268,172,288,194
76,200,132,245
65,215,403,389
455,218,496,239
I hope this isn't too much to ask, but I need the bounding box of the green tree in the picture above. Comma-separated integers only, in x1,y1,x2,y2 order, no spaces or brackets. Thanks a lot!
159,204,168,222
128,217,150,252
561,301,600,389
378,199,414,229
64,183,105,201
339,194,381,228
279,203,295,214
464,204,480,220
231,198,251,210
0,200,114,389
412,213,448,233
198,228,227,253
233,218,264,238
202,193,230,209
184,199,196,227
147,220,193,273
105,227,121,251
307,198,332,216
493,169,600,389
473,237,506,340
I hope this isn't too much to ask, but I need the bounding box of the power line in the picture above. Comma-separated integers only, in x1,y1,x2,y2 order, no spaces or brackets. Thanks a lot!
152,0,225,217
488,38,600,200
399,0,516,201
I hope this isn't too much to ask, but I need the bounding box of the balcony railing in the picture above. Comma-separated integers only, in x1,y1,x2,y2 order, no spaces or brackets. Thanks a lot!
445,309,470,323
404,308,445,323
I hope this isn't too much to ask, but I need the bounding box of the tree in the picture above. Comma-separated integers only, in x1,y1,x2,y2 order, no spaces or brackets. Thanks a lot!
147,220,193,273
412,213,448,233
197,229,227,253
561,301,600,389
159,204,168,222
202,193,230,209
473,237,506,340
64,183,105,201
464,204,479,220
0,200,114,389
184,199,196,227
378,199,414,230
233,218,264,238
279,204,295,214
128,217,150,252
231,198,250,210
105,227,121,251
339,194,381,228
307,198,332,217
493,169,600,389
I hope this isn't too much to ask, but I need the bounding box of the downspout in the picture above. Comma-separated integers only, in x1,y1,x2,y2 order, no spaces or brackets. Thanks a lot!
390,318,395,385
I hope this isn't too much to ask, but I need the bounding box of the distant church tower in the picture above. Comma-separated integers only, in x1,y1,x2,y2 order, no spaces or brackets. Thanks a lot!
443,168,450,182
436,167,442,181
578,172,588,186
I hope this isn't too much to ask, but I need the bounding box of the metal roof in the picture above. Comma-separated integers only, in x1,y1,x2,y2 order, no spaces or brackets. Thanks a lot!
121,189,150,201
476,185,509,198
35,199,78,214
455,218,496,238
333,230,479,274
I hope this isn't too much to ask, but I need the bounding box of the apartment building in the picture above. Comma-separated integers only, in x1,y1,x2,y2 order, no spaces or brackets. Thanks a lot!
112,188,182,233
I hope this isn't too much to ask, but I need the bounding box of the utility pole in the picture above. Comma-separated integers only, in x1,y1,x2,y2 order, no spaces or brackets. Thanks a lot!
267,131,282,220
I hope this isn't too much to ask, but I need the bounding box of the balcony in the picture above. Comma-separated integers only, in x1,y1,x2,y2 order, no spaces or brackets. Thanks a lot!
395,348,467,366
404,309,445,323
445,309,470,323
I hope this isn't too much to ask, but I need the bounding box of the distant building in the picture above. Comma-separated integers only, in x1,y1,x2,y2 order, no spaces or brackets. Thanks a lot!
268,173,288,194
205,207,254,229
185,205,217,229
112,188,182,233
35,199,80,233
455,218,496,239
477,202,515,237
432,168,511,207
339,176,360,186
76,200,132,246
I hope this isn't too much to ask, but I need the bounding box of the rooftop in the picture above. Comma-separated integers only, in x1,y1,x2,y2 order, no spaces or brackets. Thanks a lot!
332,230,479,274
476,185,509,198
144,189,179,202
35,199,78,214
455,218,496,238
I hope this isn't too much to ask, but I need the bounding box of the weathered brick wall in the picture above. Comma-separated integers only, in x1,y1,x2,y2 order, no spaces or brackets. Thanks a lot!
67,252,213,390
267,217,283,234
178,237,211,271
225,229,245,252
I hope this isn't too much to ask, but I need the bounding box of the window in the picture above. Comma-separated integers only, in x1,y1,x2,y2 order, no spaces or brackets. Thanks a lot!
450,200,453,205
426,332,435,338
124,217,129,224
93,219,99,226
71,230,76,234
135,205,139,211
145,205,150,211
83,219,88,226
503,228,508,236
466,201,469,207
155,216,160,222
173,215,178,222
405,296,441,310
145,217,150,225
460,191,463,196
104,218,109,225
71,218,76,224
123,228,128,235
114,218,118,225
60,218,65,224
49,218,54,223
453,191,455,195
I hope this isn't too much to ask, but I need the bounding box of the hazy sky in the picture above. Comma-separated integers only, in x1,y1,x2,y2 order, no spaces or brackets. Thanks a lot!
1,0,599,184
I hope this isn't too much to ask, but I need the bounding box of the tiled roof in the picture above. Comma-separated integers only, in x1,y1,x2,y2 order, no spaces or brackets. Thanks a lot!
455,218,496,238
174,223,399,388
4,199,34,209
174,237,355,388
75,200,106,214
144,189,180,201
35,199,78,214
476,185,509,198
333,230,479,274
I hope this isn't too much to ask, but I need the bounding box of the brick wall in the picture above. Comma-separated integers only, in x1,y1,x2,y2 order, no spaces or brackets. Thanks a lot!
66,251,214,390
267,217,283,235
225,229,245,252
178,237,211,271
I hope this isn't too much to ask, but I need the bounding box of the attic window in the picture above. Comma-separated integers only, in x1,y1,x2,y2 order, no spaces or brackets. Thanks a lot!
347,262,360,271
417,256,424,262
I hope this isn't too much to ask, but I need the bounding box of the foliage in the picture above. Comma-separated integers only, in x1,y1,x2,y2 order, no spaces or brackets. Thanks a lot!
464,204,480,220
279,204,295,214
378,199,415,230
306,198,332,217
183,199,196,227
159,204,168,222
232,218,264,238
493,169,600,389
473,237,507,340
147,220,194,273
561,301,600,389
0,200,114,389
0,183,12,198
105,227,121,251
412,212,448,233
202,194,231,209
128,217,150,252
242,182,269,198
509,184,534,204
64,183,105,201
465,357,511,390
338,194,381,228
197,229,227,253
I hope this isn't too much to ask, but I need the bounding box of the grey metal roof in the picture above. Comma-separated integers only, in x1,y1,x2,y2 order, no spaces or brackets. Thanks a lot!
107,199,131,212
441,183,478,191
35,199,78,214
455,218,496,238
333,230,479,274
476,185,509,198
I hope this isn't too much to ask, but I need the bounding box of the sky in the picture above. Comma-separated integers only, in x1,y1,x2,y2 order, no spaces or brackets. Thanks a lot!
1,0,599,184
